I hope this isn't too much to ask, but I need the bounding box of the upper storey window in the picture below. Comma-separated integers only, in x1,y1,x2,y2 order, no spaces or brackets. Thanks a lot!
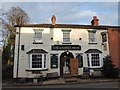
62,30,71,44
33,29,44,43
101,32,107,42
88,30,96,43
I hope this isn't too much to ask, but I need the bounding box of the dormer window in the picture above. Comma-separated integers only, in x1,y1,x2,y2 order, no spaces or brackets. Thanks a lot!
33,29,44,44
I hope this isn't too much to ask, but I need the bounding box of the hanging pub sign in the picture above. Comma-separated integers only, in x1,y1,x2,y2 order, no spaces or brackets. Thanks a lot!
51,45,81,50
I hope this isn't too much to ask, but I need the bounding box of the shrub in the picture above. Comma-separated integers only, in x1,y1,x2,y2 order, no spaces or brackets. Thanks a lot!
102,55,119,78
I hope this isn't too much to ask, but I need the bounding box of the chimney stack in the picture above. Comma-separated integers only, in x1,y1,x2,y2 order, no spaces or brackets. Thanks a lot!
51,15,56,25
91,16,99,26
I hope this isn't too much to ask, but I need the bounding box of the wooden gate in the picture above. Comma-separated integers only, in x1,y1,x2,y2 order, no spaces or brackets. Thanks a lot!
70,58,78,76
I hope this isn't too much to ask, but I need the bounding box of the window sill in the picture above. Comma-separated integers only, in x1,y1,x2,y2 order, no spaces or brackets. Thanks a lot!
51,68,58,69
25,68,48,71
88,67,102,69
33,42,43,44
88,43,97,44
62,42,72,44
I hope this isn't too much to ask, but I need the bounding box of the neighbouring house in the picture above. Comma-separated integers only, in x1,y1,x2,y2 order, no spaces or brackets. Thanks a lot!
13,15,119,81
108,29,120,69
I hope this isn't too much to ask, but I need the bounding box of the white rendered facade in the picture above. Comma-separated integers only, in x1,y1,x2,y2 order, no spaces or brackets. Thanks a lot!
13,24,109,78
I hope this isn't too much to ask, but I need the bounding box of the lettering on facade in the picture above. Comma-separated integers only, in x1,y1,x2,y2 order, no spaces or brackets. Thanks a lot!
51,45,81,50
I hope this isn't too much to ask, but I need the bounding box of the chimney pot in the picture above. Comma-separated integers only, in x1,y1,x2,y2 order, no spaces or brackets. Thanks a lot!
51,15,56,25
93,16,97,19
91,16,99,26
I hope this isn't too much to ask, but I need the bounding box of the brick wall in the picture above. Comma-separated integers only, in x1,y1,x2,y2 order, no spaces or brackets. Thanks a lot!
108,29,120,69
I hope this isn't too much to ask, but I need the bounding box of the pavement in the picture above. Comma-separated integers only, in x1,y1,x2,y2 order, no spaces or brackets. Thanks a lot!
2,77,119,87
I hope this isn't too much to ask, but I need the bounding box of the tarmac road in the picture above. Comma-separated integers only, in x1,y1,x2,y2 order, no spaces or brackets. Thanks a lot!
2,81,119,88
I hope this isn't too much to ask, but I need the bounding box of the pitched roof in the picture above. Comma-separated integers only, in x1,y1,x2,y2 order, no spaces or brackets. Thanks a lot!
14,24,120,30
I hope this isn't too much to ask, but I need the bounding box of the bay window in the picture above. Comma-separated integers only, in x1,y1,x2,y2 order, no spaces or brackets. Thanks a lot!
85,49,102,68
91,54,100,66
27,49,48,70
87,53,102,68
29,53,47,69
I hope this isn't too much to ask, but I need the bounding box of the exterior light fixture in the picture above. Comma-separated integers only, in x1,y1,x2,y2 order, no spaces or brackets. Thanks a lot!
66,50,69,55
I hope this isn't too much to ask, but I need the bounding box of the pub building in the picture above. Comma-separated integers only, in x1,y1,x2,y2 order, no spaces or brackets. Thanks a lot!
14,15,112,81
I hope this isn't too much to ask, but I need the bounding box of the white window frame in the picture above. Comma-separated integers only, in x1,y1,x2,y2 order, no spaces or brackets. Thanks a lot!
87,53,102,68
33,29,44,43
88,30,96,43
29,53,47,70
62,30,71,43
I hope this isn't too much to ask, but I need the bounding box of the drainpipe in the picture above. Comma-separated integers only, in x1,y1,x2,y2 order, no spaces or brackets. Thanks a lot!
16,26,21,78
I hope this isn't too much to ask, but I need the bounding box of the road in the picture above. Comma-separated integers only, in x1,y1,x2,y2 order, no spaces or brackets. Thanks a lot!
2,81,119,89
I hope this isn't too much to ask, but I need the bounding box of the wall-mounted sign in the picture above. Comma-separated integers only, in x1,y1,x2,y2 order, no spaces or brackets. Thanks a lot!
51,45,81,50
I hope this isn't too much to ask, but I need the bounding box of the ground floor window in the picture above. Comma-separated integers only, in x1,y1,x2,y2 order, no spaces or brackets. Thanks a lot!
76,54,83,68
30,53,47,69
91,54,100,66
51,54,58,69
87,53,101,68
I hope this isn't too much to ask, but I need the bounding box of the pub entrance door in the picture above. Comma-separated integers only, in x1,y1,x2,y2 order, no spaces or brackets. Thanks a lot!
60,51,74,76
70,58,78,76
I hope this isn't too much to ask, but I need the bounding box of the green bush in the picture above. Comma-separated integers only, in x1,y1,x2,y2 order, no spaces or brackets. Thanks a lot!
2,45,11,65
102,55,119,78
2,45,13,79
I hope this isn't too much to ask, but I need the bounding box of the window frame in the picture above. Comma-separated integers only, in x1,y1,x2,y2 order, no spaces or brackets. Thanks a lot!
62,30,71,44
87,53,102,68
101,32,107,42
29,53,47,70
76,54,83,68
33,29,44,43
50,54,58,69
88,30,97,43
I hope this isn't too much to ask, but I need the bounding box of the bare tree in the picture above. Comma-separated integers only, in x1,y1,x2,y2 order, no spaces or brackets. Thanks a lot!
6,6,29,32
2,6,29,69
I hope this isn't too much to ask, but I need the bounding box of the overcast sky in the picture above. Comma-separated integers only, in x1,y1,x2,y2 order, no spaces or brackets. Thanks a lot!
0,1,119,46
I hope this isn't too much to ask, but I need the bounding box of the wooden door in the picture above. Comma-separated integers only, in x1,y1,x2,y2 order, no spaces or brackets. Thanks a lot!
70,58,78,76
